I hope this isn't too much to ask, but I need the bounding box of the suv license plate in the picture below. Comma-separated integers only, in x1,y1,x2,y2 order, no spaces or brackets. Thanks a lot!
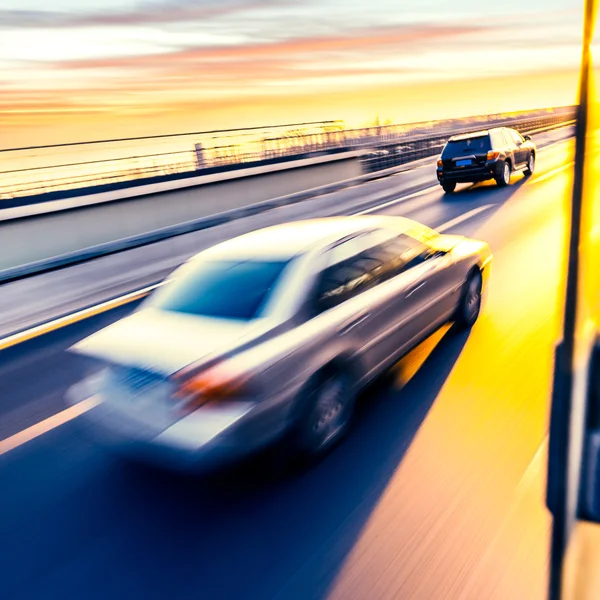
456,159,472,167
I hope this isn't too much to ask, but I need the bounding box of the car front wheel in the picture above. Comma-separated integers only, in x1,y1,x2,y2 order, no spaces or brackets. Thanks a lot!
524,153,535,176
454,270,483,329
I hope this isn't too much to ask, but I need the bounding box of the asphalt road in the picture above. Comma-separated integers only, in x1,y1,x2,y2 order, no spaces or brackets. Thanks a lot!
0,142,573,600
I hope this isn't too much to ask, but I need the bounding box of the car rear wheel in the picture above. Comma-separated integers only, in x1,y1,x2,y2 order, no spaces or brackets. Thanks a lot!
292,369,355,462
454,270,482,329
524,153,535,176
495,161,511,187
442,181,456,193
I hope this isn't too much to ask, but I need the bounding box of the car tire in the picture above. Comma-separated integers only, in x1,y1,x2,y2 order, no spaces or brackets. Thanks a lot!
291,368,356,463
454,270,483,329
524,153,535,176
442,181,456,193
495,161,511,187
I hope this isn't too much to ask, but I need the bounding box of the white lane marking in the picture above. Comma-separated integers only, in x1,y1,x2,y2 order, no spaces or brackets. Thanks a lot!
355,148,572,218
352,185,439,215
531,161,574,184
0,396,100,456
436,204,496,232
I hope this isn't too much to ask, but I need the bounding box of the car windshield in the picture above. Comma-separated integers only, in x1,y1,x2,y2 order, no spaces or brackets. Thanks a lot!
148,259,291,320
442,135,491,157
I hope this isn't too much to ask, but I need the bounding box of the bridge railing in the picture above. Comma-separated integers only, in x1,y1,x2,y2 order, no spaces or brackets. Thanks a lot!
0,108,576,203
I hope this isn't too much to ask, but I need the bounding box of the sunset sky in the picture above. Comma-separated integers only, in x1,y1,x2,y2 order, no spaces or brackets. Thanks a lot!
0,0,585,147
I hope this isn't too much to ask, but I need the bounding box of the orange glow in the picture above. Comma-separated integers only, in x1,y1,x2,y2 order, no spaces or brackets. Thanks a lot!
0,3,582,147
327,144,574,599
0,69,580,149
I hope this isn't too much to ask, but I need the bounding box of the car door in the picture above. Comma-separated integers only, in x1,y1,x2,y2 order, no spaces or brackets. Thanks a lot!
311,230,416,380
507,128,527,167
345,231,464,376
381,233,464,358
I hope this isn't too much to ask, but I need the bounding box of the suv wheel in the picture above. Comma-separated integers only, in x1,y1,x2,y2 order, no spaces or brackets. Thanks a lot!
442,181,456,193
524,153,535,176
495,161,511,187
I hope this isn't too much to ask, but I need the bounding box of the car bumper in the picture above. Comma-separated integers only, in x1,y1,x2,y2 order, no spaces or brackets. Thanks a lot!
437,161,502,183
69,383,299,473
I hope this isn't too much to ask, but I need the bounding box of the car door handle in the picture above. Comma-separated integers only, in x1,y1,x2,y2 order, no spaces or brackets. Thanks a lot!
338,313,370,335
405,281,427,298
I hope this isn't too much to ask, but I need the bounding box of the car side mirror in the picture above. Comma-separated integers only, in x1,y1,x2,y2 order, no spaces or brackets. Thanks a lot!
524,135,532,141
578,339,600,521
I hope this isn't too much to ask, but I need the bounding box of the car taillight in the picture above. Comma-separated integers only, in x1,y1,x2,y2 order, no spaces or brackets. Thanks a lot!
437,159,443,167
172,362,250,413
486,151,500,160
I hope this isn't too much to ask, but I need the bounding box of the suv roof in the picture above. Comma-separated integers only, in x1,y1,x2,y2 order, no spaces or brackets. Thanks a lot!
448,129,492,142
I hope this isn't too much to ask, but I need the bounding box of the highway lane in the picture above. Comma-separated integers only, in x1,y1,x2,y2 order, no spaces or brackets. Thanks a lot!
0,126,572,339
0,142,573,599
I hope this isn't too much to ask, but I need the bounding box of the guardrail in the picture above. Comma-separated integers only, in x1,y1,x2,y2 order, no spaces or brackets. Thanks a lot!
0,118,576,285
360,116,577,173
0,108,575,204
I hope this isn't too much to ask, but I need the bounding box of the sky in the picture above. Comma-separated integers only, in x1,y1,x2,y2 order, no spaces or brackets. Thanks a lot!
0,0,585,147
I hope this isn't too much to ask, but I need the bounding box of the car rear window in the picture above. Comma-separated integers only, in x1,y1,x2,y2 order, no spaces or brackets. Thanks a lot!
442,135,491,158
149,259,290,320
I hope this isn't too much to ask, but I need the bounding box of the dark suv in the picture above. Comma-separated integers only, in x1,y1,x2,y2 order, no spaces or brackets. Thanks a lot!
436,127,536,193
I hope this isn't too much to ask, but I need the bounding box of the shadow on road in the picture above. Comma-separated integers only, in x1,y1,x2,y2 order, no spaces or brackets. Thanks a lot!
19,325,469,600
442,173,528,203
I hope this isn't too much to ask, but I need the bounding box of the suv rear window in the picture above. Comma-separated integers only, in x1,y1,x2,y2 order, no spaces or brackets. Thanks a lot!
442,135,491,158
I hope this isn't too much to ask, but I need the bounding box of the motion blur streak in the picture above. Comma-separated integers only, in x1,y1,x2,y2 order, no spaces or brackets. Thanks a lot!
323,169,570,600
0,140,576,599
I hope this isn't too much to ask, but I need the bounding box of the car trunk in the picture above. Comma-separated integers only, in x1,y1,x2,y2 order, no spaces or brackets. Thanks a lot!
441,135,490,171
68,308,274,432
71,307,272,375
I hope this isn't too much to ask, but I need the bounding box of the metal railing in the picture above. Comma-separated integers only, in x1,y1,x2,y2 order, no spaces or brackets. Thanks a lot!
0,107,576,203
359,113,577,173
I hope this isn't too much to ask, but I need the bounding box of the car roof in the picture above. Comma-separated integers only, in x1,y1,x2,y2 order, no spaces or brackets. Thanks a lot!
448,127,510,142
448,130,491,141
196,216,425,261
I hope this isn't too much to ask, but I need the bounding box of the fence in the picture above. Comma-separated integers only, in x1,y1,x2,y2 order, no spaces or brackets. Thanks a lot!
359,112,577,173
0,107,576,203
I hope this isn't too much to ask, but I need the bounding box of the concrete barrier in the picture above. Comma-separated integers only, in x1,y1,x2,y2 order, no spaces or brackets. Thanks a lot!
0,152,361,272
0,123,574,282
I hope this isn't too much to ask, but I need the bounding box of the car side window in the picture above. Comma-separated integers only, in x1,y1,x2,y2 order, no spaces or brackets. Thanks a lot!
375,233,433,272
314,240,373,314
500,129,513,147
313,232,434,315
509,129,524,145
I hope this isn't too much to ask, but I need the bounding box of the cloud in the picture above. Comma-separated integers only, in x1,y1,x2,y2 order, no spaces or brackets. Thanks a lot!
53,23,487,70
0,0,277,28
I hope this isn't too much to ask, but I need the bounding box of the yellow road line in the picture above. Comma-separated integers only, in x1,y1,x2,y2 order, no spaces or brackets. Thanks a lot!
0,282,162,352
0,396,101,456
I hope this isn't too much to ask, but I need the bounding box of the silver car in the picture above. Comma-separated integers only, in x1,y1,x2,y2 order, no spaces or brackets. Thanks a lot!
67,216,492,472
